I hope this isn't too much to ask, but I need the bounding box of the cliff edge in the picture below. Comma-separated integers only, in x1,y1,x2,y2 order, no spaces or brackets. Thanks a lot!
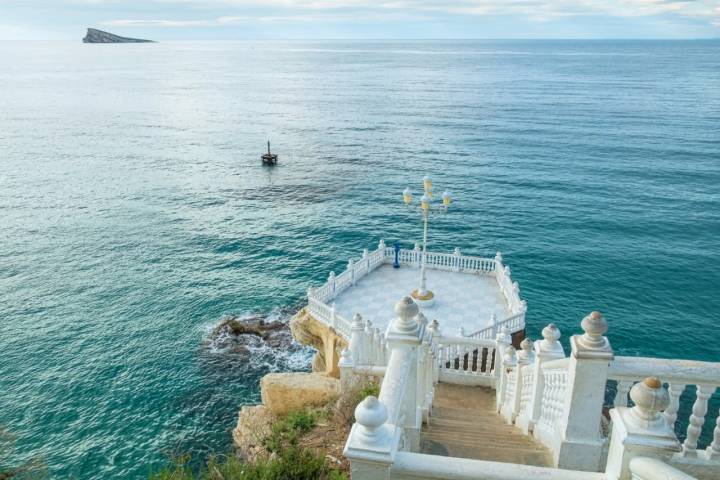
83,28,155,43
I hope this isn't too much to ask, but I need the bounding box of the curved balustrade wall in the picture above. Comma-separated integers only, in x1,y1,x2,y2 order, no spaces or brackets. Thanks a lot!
307,242,526,344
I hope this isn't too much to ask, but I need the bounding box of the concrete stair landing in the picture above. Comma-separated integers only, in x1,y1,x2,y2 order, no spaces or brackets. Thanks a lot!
421,383,553,467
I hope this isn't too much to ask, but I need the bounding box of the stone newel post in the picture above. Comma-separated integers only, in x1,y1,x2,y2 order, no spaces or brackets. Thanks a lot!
385,296,424,451
498,346,517,415
605,378,680,480
339,348,356,393
505,338,535,424
519,323,565,434
349,313,366,365
555,311,614,471
494,325,512,409
344,396,394,479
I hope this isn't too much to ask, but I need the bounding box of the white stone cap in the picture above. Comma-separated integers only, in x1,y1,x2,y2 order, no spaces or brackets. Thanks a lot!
536,323,565,358
518,338,535,365
571,311,613,360
392,296,420,334
610,377,679,445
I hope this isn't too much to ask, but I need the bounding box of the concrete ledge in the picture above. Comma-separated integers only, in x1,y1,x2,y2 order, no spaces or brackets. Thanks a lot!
260,372,339,416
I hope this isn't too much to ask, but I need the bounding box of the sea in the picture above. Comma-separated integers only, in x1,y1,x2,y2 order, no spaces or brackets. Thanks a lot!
1,40,719,479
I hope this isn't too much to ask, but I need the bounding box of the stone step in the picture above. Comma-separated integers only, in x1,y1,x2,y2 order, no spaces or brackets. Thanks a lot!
420,383,553,468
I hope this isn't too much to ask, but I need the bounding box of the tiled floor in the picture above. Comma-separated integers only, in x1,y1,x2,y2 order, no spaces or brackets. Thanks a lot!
333,264,511,335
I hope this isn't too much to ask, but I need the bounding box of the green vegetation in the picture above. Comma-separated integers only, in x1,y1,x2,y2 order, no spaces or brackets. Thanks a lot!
356,382,380,403
148,409,347,480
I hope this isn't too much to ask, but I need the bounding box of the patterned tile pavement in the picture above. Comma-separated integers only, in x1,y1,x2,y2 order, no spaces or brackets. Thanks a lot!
333,264,511,335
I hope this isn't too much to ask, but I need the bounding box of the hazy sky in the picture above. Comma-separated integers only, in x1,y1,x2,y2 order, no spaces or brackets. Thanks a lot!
1,0,719,40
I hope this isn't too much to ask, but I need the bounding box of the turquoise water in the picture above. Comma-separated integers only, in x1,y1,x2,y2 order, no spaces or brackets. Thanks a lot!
1,40,719,479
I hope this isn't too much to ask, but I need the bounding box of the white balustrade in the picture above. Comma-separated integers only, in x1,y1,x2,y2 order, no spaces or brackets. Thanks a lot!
534,362,570,449
628,457,696,480
607,356,720,458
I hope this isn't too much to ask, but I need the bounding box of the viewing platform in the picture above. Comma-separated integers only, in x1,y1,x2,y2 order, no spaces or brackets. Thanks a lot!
307,240,526,344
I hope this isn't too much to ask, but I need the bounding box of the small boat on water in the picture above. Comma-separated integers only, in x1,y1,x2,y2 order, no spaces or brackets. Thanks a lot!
261,141,278,165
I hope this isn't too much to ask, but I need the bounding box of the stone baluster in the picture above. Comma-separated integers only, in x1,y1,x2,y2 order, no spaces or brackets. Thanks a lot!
520,323,564,434
605,378,680,480
494,326,512,409
413,242,421,267
350,313,366,365
365,320,375,365
373,327,382,365
348,259,356,285
428,320,441,384
555,311,614,472
330,302,337,329
378,333,387,366
707,407,720,460
494,251,503,274
614,381,633,408
453,247,461,271
339,348,357,393
664,383,686,427
362,248,369,272
499,346,517,416
328,271,336,299
681,384,714,457
343,396,393,479
489,313,498,338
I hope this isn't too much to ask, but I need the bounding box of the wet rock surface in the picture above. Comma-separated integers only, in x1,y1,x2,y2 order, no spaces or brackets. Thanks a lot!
205,315,294,353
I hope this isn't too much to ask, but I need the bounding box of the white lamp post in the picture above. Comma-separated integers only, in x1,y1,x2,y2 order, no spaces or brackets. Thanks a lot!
402,176,452,307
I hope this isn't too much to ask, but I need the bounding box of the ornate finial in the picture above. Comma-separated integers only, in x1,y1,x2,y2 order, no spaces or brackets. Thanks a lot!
339,348,353,367
348,259,354,269
495,251,502,262
541,323,561,347
453,247,461,256
351,313,364,330
378,239,386,249
365,319,374,335
504,266,511,276
428,319,440,335
355,396,388,437
579,311,608,348
503,346,517,366
328,271,336,281
362,248,369,258
518,338,535,364
414,242,420,251
496,325,511,345
393,296,420,333
629,377,670,425
458,326,466,337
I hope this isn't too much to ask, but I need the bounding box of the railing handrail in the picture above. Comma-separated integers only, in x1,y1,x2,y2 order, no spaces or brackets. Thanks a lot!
379,348,412,427
609,356,720,386
391,451,606,480
542,357,570,371
628,457,697,480
438,334,496,348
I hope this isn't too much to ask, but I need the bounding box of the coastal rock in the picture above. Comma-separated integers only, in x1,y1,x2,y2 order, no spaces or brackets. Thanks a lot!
260,372,339,416
290,307,347,377
82,28,154,43
232,405,275,462
206,315,291,353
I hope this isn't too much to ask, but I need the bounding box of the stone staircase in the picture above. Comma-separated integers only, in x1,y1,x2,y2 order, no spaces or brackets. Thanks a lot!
420,383,553,467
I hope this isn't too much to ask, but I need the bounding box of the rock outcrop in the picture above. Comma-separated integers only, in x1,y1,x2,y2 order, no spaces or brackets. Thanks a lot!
290,307,347,378
260,372,339,416
83,28,154,43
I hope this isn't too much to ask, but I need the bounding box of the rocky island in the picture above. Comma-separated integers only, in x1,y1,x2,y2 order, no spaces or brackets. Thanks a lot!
82,28,154,43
